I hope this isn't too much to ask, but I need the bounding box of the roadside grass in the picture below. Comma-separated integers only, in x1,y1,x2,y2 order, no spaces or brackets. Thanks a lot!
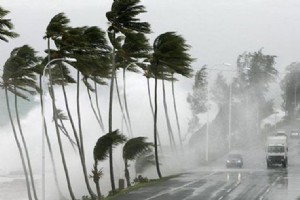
103,174,180,200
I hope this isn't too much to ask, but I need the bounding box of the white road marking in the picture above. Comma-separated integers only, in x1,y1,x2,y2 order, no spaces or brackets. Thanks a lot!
258,176,281,200
144,172,217,200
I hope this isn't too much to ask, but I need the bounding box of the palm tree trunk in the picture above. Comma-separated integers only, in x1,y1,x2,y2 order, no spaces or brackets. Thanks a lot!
124,160,131,187
146,78,163,153
123,68,133,138
171,74,183,149
93,160,102,200
154,71,162,178
14,90,38,200
60,74,95,199
45,39,65,199
87,87,104,132
108,43,117,191
76,71,97,200
94,79,105,132
5,87,33,200
49,69,76,200
57,118,77,149
162,78,176,151
115,74,130,136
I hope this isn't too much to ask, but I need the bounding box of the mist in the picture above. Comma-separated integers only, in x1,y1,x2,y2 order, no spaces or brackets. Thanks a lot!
1,0,300,199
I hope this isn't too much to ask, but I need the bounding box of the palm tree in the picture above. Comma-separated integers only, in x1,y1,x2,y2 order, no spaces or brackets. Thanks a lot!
0,6,19,42
167,40,193,149
106,0,150,190
45,14,111,199
161,77,176,150
2,45,41,200
149,32,194,178
46,60,77,200
143,69,163,153
119,32,152,138
93,130,126,198
42,13,71,198
123,137,153,187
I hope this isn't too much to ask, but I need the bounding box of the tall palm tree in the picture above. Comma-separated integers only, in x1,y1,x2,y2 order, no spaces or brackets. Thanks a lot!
44,13,78,200
118,32,152,138
0,6,19,42
142,68,164,153
123,137,153,187
162,77,176,150
42,13,71,198
45,13,111,199
149,32,194,178
46,61,77,200
106,0,150,190
2,45,41,200
93,130,126,198
170,71,193,149
114,73,130,135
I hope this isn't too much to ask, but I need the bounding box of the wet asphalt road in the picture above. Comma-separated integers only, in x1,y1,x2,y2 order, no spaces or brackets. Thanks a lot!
114,139,300,200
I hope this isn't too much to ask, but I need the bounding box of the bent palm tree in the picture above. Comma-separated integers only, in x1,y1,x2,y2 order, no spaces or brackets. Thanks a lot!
42,12,71,198
2,45,41,200
123,137,153,187
150,32,194,178
106,0,150,190
93,130,126,198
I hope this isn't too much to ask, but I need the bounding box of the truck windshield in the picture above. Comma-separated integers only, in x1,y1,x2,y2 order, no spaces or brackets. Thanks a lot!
268,146,284,153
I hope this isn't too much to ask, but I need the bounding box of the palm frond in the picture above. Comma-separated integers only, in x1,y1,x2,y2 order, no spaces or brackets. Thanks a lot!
123,137,153,161
0,6,19,42
94,129,127,161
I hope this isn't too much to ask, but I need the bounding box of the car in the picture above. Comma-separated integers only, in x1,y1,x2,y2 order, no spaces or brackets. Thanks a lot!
226,153,243,168
276,130,287,137
290,130,300,138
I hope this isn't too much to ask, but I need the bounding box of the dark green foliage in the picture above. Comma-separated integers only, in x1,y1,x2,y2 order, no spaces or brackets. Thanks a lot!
133,175,149,184
151,32,194,77
45,12,70,42
106,0,151,36
93,130,127,161
0,6,19,42
123,137,153,161
2,45,41,100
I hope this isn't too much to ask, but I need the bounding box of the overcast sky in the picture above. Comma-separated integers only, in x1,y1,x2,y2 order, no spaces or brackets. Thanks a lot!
1,0,300,140
1,0,300,147
2,0,300,71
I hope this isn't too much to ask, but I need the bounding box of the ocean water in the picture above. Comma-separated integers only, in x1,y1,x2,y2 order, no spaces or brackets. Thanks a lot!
0,174,29,200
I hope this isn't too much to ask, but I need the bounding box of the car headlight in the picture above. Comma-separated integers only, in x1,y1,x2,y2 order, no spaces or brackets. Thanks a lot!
226,160,230,163
237,160,241,163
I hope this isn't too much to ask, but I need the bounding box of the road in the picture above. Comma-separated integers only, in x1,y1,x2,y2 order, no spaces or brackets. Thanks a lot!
114,138,300,200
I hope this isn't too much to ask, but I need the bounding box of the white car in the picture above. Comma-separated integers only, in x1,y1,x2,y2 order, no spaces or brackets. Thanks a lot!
290,130,300,138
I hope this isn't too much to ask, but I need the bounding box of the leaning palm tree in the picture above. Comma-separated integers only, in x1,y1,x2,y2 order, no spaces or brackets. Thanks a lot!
46,60,77,200
161,76,176,150
93,130,127,199
123,137,153,187
118,32,152,138
170,71,193,149
149,32,194,178
106,0,150,190
2,45,41,200
45,14,111,200
42,12,71,198
0,6,19,42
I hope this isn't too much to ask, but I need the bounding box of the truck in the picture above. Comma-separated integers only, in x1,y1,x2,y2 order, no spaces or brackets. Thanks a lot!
266,135,288,168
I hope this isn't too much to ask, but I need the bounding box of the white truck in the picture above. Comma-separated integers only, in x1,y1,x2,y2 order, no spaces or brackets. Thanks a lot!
266,135,288,168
